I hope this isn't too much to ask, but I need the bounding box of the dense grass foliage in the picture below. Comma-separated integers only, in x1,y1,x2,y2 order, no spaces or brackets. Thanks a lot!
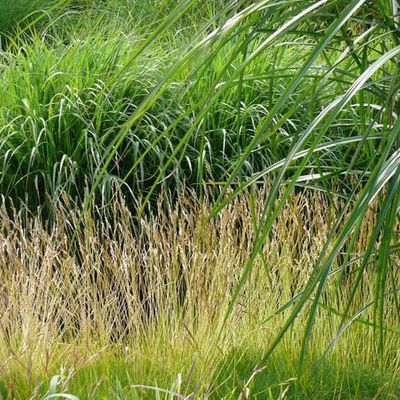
0,0,397,208
0,0,400,398
0,0,44,30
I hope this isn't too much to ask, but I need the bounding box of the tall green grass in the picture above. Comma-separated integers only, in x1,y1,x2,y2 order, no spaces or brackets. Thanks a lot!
4,0,396,207
0,0,400,396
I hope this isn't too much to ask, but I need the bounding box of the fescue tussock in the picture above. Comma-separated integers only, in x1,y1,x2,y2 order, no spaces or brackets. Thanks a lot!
0,188,399,398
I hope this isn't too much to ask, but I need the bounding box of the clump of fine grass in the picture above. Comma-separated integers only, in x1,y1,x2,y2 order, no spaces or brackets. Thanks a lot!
0,29,217,207
0,188,399,399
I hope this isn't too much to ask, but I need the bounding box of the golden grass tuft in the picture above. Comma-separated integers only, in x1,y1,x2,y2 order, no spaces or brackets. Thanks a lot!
0,188,399,397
